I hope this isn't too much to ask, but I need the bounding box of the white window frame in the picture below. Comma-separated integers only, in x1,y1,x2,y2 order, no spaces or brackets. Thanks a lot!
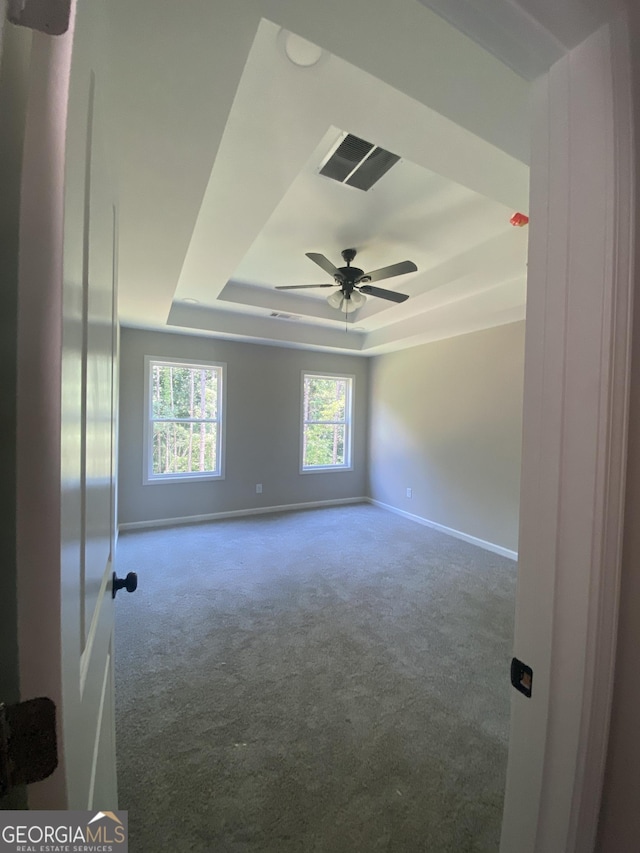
300,371,354,473
143,355,226,484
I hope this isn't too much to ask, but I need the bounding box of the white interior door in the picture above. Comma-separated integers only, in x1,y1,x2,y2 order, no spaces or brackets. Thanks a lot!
60,6,119,806
14,0,120,809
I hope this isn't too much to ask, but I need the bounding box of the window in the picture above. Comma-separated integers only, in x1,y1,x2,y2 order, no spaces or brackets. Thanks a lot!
144,357,225,483
301,372,354,471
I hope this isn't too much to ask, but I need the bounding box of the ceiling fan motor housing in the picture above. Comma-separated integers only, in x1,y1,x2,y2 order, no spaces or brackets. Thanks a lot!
335,267,365,289
335,251,371,292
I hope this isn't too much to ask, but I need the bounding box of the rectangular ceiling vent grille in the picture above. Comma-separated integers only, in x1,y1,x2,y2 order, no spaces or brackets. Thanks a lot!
319,133,400,191
270,312,300,320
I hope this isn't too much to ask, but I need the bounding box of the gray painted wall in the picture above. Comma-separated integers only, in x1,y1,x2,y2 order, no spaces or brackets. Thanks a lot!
118,328,369,525
368,321,525,551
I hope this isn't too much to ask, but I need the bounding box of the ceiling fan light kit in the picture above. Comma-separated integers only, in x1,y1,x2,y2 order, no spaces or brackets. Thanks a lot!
327,289,366,313
275,248,416,315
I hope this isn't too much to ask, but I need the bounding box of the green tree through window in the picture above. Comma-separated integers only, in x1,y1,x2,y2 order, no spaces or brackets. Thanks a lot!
302,373,353,470
146,359,224,480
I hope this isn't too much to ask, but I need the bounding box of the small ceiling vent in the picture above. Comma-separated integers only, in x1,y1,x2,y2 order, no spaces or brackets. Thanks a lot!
319,133,400,191
270,311,300,320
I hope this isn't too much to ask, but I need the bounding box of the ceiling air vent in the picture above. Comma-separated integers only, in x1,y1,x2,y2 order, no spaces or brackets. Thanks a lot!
319,133,400,191
270,312,300,320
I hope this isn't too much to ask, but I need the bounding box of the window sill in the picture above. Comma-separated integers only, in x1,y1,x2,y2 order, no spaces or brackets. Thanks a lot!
300,465,353,474
143,473,225,485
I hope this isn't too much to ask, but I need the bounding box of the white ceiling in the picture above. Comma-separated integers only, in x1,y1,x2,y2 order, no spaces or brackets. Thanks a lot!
106,0,534,355
418,0,623,80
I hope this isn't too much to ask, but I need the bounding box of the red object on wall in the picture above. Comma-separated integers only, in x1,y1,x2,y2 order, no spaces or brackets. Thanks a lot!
510,212,529,227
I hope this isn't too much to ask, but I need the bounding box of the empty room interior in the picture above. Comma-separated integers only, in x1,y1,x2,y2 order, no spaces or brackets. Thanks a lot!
116,325,525,850
108,3,530,849
6,0,640,848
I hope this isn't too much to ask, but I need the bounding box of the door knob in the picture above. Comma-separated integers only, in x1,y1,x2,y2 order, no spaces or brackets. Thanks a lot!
112,571,138,599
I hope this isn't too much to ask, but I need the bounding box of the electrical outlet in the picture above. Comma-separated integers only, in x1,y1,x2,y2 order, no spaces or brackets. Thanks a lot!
256,484,263,494
406,487,412,498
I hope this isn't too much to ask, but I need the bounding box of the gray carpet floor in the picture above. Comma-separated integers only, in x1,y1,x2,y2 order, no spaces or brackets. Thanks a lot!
114,503,516,852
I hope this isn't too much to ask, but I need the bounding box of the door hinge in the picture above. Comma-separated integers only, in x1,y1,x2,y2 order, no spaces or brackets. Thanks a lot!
7,0,71,35
0,697,58,797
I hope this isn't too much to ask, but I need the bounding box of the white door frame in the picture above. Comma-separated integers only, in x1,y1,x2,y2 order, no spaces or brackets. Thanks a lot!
499,11,634,853
0,2,31,812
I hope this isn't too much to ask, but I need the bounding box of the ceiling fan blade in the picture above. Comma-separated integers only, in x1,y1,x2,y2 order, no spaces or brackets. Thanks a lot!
275,283,335,290
361,260,417,283
306,252,339,277
359,284,409,303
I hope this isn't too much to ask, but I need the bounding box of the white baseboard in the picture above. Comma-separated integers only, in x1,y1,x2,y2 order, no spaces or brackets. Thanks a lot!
367,498,518,561
119,498,519,561
118,496,368,532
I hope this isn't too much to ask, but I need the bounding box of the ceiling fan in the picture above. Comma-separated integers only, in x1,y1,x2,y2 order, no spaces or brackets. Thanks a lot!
276,248,417,314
